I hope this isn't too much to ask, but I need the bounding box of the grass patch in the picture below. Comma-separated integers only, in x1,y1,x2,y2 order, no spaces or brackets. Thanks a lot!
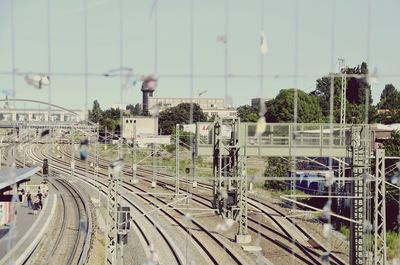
339,225,350,241
387,230,400,260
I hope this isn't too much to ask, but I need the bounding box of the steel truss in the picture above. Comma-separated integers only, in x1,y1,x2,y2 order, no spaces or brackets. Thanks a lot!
374,149,387,265
350,125,371,265
106,167,119,265
211,117,250,242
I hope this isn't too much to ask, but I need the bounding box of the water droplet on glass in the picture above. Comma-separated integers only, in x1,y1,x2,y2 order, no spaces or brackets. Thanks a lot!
41,129,50,137
80,139,89,160
255,117,267,137
324,171,334,187
215,218,234,232
320,252,330,264
323,223,332,238
363,220,373,233
322,200,332,220
110,159,123,174
184,213,192,222
391,175,399,185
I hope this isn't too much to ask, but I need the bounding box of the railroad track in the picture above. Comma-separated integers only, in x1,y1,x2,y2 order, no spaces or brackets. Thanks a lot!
56,144,348,264
43,178,90,265
29,144,250,265
28,144,185,265
62,144,346,264
0,141,92,265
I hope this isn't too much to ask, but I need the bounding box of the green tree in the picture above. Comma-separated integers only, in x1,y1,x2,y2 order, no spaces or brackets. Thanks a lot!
265,89,325,123
382,130,400,157
378,87,400,110
101,108,121,132
346,62,372,105
88,100,103,123
310,74,342,120
310,62,373,123
264,157,289,190
236,105,258,122
380,84,396,102
126,103,142,116
158,103,207,135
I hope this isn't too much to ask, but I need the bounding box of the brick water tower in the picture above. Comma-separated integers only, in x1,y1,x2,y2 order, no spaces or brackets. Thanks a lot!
141,75,158,114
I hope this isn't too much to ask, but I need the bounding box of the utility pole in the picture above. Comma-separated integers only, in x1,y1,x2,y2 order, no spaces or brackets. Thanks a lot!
237,153,249,240
338,58,347,189
374,149,387,265
131,120,138,184
70,126,75,179
175,124,180,195
95,123,99,179
349,125,370,265
105,163,119,265
151,143,157,188
337,58,347,216
211,117,250,243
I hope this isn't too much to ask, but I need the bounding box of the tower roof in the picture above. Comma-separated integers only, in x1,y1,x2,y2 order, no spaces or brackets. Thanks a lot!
141,75,158,92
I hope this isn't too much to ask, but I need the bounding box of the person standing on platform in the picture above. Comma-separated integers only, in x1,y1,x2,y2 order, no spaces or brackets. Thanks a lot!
26,191,32,208
20,188,25,203
37,189,43,210
33,196,40,215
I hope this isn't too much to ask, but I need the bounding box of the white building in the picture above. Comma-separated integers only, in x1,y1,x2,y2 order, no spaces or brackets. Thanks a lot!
122,115,171,147
148,97,237,118
148,97,225,110
202,108,237,118
251,97,272,108
0,108,85,122
122,116,158,138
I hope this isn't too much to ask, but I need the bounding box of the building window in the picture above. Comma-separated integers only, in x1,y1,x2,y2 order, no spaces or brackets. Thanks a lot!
126,120,129,123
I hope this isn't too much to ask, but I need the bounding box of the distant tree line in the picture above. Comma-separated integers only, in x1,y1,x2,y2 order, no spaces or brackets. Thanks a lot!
236,62,400,126
88,101,147,134
88,100,207,136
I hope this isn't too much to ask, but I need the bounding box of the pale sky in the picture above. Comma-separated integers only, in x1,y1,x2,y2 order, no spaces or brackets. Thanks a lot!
0,0,400,110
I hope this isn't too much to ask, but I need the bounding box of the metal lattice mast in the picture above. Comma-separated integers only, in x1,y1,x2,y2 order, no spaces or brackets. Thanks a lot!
289,157,296,198
374,149,387,265
338,58,347,188
175,124,180,195
211,117,251,243
350,125,370,265
212,117,222,210
105,168,119,265
95,123,99,178
237,154,248,236
70,126,75,179
131,121,137,183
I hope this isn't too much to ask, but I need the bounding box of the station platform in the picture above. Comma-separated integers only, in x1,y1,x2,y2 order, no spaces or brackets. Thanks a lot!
0,176,57,264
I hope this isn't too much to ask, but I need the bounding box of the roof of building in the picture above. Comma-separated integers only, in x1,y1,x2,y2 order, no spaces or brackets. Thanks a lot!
0,167,41,192
372,123,400,131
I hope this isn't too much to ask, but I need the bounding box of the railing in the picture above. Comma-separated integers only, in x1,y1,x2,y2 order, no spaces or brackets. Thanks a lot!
196,122,370,157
